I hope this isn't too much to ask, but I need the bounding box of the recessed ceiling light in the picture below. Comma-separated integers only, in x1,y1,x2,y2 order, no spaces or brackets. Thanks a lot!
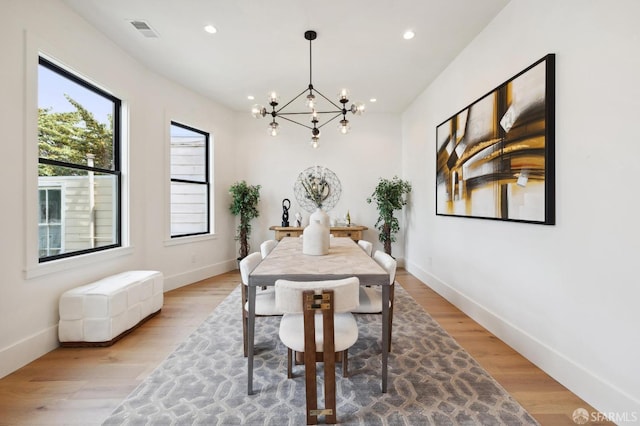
369,98,377,103
247,95,255,100
403,30,415,40
204,25,217,34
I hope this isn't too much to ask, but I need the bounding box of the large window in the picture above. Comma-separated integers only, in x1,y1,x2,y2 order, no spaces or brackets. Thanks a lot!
38,57,121,262
170,122,210,238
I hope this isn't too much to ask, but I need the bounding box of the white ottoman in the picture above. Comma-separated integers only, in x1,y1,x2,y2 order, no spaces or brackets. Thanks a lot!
58,270,163,346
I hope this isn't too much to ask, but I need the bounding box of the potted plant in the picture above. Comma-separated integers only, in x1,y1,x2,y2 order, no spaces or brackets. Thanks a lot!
366,176,412,256
229,180,261,261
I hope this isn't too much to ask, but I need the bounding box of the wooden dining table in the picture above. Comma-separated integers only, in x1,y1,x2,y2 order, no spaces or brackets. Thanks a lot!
247,237,391,395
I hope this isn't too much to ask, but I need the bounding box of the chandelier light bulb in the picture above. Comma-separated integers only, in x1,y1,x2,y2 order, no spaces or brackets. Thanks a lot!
251,104,266,118
350,102,366,116
268,121,279,137
311,136,320,149
269,92,279,104
338,119,351,134
306,93,316,109
338,89,350,102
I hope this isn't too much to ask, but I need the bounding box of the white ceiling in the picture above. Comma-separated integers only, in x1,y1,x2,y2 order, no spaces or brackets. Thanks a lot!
62,0,510,113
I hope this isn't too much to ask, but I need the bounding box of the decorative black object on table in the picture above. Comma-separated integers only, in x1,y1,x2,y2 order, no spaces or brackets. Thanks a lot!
281,198,291,227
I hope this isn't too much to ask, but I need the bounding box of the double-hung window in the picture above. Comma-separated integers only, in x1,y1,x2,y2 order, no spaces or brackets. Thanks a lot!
170,122,210,237
38,57,121,262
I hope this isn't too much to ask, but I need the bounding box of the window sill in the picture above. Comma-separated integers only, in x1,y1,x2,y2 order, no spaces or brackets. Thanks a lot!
164,233,218,247
24,246,134,280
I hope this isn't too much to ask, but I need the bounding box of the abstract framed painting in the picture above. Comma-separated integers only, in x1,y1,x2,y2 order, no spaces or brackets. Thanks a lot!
436,54,555,225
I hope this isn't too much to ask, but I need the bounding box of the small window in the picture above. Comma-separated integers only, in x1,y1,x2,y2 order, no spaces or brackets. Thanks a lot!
170,122,210,237
38,57,121,262
39,187,63,257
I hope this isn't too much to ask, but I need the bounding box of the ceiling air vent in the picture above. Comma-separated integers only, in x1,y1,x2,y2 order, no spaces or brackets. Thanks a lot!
129,20,159,38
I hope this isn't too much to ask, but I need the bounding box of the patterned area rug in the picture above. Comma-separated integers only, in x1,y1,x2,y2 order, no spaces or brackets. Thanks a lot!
103,285,539,425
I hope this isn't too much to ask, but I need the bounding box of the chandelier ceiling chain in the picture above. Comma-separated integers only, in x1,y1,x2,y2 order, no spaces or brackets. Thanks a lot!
251,30,365,148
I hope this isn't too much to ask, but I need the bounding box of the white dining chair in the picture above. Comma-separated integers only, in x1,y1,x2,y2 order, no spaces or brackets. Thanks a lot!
352,250,396,351
357,239,373,257
260,239,278,258
275,277,360,424
239,252,282,357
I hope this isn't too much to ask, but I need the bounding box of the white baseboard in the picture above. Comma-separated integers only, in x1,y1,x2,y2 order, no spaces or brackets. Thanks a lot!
404,259,640,419
163,259,238,292
0,325,59,379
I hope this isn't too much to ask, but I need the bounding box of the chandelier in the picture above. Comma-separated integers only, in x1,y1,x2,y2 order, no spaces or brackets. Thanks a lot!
251,30,365,148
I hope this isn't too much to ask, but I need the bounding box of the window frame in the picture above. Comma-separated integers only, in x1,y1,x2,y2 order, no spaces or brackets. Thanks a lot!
37,56,122,263
169,121,211,238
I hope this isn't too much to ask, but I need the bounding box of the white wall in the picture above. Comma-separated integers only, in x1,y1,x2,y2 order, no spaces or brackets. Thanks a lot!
0,0,239,378
233,111,403,259
403,0,640,416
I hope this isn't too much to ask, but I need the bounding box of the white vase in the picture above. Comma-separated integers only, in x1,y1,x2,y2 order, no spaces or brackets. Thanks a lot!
309,207,330,227
303,218,330,255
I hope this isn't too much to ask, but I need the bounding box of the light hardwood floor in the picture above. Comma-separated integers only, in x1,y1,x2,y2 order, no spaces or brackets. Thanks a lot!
0,269,611,425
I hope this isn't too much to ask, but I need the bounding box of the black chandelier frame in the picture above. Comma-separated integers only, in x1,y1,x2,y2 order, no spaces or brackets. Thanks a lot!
252,30,364,146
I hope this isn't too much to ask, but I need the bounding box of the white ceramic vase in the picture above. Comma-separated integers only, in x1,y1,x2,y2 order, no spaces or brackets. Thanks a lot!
303,214,330,256
309,207,330,227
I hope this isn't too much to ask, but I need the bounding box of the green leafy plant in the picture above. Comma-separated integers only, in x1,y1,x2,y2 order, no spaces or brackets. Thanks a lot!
229,181,261,260
366,176,412,256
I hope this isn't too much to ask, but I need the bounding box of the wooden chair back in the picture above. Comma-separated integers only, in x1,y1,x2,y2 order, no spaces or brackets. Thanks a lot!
303,289,336,424
275,277,359,424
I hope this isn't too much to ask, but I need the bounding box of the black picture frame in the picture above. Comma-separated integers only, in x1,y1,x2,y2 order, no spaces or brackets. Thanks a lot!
436,54,555,225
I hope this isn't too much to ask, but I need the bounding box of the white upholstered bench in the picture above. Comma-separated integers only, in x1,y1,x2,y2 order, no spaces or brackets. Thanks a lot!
58,270,163,347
